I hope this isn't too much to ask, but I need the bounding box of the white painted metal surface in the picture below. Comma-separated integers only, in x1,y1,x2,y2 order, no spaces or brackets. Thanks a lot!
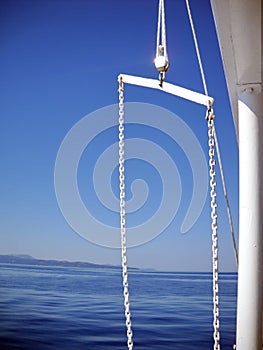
211,0,262,349
237,89,263,350
118,74,214,107
211,0,261,137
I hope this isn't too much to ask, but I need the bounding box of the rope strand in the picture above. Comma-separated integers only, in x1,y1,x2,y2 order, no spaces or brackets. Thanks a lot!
156,0,168,60
156,0,162,58
185,0,238,269
185,0,208,96
161,0,168,59
213,127,239,268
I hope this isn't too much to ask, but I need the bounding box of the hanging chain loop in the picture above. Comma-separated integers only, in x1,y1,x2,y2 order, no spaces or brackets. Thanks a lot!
118,77,134,350
206,106,220,350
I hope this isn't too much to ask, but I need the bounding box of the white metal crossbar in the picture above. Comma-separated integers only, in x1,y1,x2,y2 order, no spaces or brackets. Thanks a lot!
119,74,214,107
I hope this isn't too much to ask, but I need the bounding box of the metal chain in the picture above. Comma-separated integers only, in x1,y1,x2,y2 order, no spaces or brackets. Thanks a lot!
206,107,220,350
118,77,133,350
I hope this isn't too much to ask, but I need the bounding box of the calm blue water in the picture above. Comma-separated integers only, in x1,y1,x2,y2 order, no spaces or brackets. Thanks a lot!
0,264,237,349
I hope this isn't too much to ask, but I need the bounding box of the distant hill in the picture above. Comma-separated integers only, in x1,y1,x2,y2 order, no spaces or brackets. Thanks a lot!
0,254,119,270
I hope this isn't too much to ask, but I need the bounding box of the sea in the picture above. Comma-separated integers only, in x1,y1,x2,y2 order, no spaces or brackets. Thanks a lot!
0,263,237,349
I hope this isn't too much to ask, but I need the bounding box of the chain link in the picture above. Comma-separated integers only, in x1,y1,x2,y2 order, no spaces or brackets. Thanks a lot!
118,78,133,350
207,107,220,350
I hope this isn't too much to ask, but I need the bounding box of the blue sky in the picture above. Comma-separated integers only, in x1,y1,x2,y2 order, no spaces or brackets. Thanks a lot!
0,0,238,271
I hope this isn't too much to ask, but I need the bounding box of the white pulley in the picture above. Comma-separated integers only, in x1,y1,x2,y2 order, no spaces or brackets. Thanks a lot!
154,54,169,73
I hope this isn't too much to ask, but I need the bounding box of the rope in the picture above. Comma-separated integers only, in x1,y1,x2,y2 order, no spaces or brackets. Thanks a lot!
185,0,238,268
118,77,134,350
155,0,169,86
185,1,222,347
185,0,208,96
213,127,239,268
161,0,168,59
156,0,168,60
156,0,162,58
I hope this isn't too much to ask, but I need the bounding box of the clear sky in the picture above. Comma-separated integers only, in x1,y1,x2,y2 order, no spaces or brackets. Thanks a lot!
0,0,238,272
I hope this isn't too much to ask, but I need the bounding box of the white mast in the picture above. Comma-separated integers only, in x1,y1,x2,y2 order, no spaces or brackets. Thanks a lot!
211,0,262,349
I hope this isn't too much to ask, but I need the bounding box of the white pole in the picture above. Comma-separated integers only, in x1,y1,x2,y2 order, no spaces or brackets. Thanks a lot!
236,87,263,350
